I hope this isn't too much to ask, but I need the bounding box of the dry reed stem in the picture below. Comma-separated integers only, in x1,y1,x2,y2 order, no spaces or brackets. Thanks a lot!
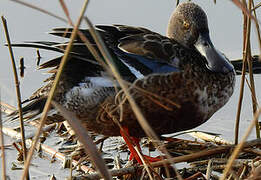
188,132,232,145
36,49,41,66
245,78,259,109
62,121,75,136
232,0,261,59
59,0,73,25
134,146,154,180
80,149,224,179
1,16,29,180
41,143,94,174
75,138,261,179
232,0,258,21
83,17,183,180
13,142,23,155
0,98,6,180
3,124,52,141
206,159,213,180
243,148,261,156
234,0,251,145
192,158,256,167
246,0,260,139
52,101,112,180
56,4,119,178
251,0,261,59
76,30,110,71
76,166,139,180
57,1,110,72
2,125,94,174
185,172,205,180
154,138,261,166
69,156,73,180
252,2,261,11
239,165,247,179
221,107,261,180
0,101,16,115
19,1,90,179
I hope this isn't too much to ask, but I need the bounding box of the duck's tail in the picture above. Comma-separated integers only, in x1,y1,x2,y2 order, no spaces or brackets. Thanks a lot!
7,97,47,121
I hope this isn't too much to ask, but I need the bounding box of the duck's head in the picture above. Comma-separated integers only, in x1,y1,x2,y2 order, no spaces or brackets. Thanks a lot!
167,2,233,74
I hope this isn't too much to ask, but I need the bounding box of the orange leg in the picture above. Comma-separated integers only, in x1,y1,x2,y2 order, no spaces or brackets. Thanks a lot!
120,127,162,164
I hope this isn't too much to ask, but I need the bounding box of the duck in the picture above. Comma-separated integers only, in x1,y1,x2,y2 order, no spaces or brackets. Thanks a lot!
9,2,235,164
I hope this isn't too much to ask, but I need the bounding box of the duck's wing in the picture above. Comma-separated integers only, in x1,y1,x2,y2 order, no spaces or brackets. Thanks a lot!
50,25,182,77
8,25,182,120
230,55,261,75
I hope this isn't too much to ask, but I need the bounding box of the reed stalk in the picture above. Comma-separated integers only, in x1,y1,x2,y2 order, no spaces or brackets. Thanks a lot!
246,0,260,139
19,1,89,179
251,1,261,58
2,125,94,173
221,107,261,180
52,101,112,180
1,16,29,180
234,7,246,145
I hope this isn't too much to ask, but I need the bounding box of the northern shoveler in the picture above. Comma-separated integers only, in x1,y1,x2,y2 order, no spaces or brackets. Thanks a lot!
9,2,236,163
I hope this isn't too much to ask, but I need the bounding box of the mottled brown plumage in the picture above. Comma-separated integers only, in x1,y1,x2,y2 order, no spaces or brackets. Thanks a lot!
10,2,235,139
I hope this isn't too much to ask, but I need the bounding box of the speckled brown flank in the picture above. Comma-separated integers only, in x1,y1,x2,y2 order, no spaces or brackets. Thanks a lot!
82,61,235,137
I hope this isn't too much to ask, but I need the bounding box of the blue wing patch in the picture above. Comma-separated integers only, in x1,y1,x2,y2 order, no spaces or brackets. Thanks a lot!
118,52,180,79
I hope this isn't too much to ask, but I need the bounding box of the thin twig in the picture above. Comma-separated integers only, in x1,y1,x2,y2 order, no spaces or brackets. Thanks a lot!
58,0,73,25
251,2,261,11
246,0,260,139
234,0,249,145
2,125,94,174
134,146,154,180
206,159,213,180
75,138,261,179
1,16,29,180
19,1,90,179
232,0,261,58
221,107,261,180
231,0,258,22
188,131,232,145
245,78,259,108
52,101,112,179
251,0,261,60
0,101,16,115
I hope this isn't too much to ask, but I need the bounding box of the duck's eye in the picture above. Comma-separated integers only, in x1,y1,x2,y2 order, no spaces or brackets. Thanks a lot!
183,21,190,29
